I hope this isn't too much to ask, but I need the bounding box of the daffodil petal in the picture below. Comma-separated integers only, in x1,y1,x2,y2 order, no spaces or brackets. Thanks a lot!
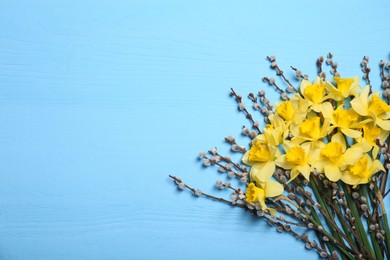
257,191,266,210
313,158,326,173
251,161,275,183
354,139,373,153
373,146,379,159
372,159,385,173
376,118,390,130
324,163,342,182
300,79,311,94
351,97,368,116
341,172,361,186
252,134,266,144
308,147,321,163
310,103,322,113
321,102,334,119
349,76,361,96
287,168,300,183
265,179,284,198
351,118,373,128
381,112,390,120
379,129,390,143
275,155,295,169
340,128,362,138
242,151,254,166
331,132,347,151
339,147,363,168
296,164,311,180
352,85,370,114
313,76,322,85
291,136,308,145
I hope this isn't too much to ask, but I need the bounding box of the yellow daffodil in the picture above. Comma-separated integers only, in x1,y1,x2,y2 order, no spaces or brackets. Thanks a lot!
245,181,283,210
275,93,309,125
351,85,390,130
325,76,361,101
300,77,328,112
290,115,329,147
322,102,362,138
314,132,363,182
265,113,289,146
355,123,390,158
275,142,320,182
341,154,384,187
242,136,279,183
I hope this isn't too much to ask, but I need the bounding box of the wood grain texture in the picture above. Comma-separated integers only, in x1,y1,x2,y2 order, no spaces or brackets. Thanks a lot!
0,0,389,259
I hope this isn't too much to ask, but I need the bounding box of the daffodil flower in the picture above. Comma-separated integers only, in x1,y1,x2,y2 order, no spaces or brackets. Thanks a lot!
275,93,309,125
290,116,329,147
341,154,384,187
265,113,288,146
300,77,328,112
275,141,320,182
325,76,361,101
314,132,363,182
351,85,390,130
242,136,280,183
355,123,389,158
322,102,363,138
245,181,283,210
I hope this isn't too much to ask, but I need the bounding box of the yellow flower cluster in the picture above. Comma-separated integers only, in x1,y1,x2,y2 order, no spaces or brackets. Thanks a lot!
244,76,388,208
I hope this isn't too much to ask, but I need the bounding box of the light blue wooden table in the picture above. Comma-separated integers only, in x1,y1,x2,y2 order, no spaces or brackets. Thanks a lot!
0,1,389,259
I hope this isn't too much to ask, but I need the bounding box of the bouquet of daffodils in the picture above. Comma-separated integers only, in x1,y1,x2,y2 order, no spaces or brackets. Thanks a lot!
170,54,390,259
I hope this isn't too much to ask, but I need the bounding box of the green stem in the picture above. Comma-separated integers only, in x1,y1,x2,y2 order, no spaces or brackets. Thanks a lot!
327,200,367,254
310,179,348,244
309,206,337,255
377,190,390,257
331,198,355,243
382,212,390,258
309,178,359,259
298,207,355,259
344,185,376,259
360,186,383,260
